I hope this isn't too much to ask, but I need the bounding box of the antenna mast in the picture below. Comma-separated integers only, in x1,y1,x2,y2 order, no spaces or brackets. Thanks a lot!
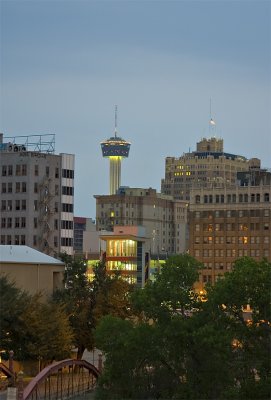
114,105,118,137
209,97,216,136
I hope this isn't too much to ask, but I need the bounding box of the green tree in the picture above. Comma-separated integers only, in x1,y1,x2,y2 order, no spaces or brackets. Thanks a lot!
53,254,94,359
204,257,271,399
0,275,29,355
131,254,201,321
95,256,271,400
53,256,133,360
0,275,73,362
95,254,203,399
21,295,74,362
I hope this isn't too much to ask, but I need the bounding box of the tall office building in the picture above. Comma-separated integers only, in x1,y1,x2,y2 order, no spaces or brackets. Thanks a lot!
95,187,189,257
101,107,131,195
188,169,271,290
161,137,260,200
0,133,74,256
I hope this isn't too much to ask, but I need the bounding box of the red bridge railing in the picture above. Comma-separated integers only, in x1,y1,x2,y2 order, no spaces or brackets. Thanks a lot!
23,359,100,400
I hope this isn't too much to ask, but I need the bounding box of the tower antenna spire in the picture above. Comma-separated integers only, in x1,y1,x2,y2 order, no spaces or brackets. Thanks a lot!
114,105,118,138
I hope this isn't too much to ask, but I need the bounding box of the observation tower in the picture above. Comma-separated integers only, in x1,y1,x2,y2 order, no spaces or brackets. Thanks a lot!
101,107,131,195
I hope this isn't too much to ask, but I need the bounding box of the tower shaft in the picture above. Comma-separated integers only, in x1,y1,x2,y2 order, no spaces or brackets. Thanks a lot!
109,157,121,195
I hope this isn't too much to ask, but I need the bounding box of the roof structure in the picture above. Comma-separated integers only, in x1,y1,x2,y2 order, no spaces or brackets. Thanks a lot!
0,245,64,265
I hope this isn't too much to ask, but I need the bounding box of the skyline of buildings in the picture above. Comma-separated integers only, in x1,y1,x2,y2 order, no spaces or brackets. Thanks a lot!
1,125,270,290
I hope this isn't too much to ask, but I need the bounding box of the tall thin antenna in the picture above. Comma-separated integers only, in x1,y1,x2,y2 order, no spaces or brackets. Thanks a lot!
209,97,216,135
114,105,118,137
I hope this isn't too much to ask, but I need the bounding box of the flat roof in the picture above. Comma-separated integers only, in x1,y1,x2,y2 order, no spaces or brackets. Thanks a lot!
100,234,148,242
0,245,65,265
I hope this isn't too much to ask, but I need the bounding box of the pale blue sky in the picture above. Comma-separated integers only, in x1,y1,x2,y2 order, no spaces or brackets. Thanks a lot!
1,0,270,217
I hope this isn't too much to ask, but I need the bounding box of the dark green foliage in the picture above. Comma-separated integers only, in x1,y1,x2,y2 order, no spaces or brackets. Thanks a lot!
0,275,73,361
95,256,271,400
53,255,133,359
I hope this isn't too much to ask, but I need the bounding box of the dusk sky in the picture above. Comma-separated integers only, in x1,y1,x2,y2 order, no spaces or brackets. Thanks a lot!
1,0,270,218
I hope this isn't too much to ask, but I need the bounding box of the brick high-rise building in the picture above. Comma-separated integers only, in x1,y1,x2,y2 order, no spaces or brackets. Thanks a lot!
188,169,271,290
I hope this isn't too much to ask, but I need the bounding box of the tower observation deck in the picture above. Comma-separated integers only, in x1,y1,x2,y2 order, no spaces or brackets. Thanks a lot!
101,108,131,195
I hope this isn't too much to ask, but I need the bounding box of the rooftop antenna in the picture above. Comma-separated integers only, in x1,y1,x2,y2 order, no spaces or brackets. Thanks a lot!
209,97,216,136
114,105,118,138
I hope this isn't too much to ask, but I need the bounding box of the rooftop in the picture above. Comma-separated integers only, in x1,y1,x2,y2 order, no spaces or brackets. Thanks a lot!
0,245,64,265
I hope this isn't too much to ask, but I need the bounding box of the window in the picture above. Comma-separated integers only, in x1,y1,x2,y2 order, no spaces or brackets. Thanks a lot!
22,182,26,192
62,203,74,213
33,235,37,246
21,200,26,210
62,169,74,179
61,220,73,229
20,235,25,245
8,165,13,176
2,165,7,176
7,200,12,211
1,236,5,245
15,217,20,228
62,186,74,196
1,218,6,228
46,166,50,177
15,200,20,210
1,200,6,211
195,195,200,204
264,193,269,202
22,164,27,176
16,165,21,176
21,217,26,228
55,168,59,178
34,200,38,211
2,183,6,193
54,236,58,247
34,182,38,193
264,223,269,230
8,183,12,193
6,235,11,245
16,182,20,193
7,218,12,228
34,218,38,229
61,237,73,246
34,165,39,176
55,185,59,195
195,224,200,232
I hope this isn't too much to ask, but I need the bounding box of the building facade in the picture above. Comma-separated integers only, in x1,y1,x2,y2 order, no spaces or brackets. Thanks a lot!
161,137,261,200
0,245,65,299
95,187,189,257
74,216,99,259
189,171,271,290
99,226,149,287
0,134,74,256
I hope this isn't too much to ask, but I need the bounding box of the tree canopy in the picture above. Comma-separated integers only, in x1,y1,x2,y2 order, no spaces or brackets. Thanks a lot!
0,275,73,361
95,256,271,400
53,255,133,359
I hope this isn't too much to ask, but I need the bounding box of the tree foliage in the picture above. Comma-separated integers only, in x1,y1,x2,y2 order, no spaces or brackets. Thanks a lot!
53,255,133,359
0,275,73,361
95,256,271,400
